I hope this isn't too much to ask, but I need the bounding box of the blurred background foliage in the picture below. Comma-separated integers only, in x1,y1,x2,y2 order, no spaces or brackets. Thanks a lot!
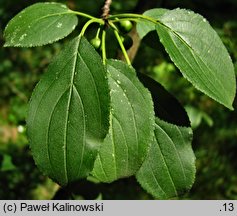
0,0,237,199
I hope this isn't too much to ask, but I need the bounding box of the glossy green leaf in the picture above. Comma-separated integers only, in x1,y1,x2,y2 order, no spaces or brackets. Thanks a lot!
27,36,110,186
156,9,236,109
92,60,155,183
4,2,78,47
136,118,195,199
136,8,169,39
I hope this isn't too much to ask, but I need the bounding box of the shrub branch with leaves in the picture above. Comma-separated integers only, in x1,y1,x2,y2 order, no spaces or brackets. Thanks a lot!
3,0,236,199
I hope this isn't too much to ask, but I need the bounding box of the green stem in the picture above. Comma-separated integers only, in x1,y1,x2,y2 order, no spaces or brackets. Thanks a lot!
102,30,107,65
109,18,140,23
96,27,101,38
109,13,159,24
79,19,102,38
69,10,103,24
109,22,131,65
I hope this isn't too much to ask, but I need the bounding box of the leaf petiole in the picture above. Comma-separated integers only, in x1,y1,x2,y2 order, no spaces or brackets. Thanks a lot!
102,29,107,65
96,26,101,39
109,13,159,25
79,19,104,38
109,22,131,66
109,18,140,23
69,10,104,24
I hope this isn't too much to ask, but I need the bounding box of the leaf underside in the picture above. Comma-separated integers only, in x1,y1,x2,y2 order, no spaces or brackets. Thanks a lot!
4,2,78,47
136,118,195,199
27,36,110,186
137,73,190,127
156,9,236,109
92,60,155,183
136,8,169,39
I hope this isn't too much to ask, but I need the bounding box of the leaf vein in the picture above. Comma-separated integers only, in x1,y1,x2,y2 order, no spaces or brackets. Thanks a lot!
97,154,110,180
77,51,102,133
168,31,219,99
110,116,118,179
160,23,229,101
154,133,178,196
156,124,187,185
112,115,129,175
110,75,139,159
46,88,69,182
147,152,169,197
72,84,86,177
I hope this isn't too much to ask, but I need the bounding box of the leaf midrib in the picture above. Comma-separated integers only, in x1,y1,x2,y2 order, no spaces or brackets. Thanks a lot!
156,22,231,103
77,51,102,134
63,38,80,183
29,53,76,180
112,115,129,176
147,152,169,198
110,75,139,162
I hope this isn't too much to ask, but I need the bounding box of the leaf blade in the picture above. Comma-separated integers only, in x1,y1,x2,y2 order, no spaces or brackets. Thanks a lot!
136,118,195,199
156,9,236,109
4,2,78,47
27,36,110,185
92,60,155,183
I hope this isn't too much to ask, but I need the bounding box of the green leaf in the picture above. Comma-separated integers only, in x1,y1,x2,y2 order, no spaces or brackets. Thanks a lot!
27,36,110,186
136,118,195,199
92,60,155,183
185,106,202,129
156,9,236,109
185,106,213,129
137,8,169,39
4,2,78,47
1,154,17,171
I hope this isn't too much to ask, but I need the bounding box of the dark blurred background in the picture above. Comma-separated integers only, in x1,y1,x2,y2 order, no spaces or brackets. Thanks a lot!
0,0,237,199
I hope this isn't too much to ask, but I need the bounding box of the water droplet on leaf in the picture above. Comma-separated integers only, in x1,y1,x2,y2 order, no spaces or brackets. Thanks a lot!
57,22,63,28
19,33,27,41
